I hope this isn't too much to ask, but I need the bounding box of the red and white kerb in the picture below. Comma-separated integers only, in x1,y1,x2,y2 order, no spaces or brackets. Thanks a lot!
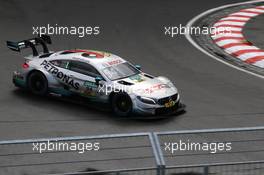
211,6,264,68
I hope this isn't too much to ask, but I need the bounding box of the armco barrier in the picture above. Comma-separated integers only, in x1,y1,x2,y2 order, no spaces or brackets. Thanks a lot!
0,133,158,175
0,126,263,175
157,126,264,175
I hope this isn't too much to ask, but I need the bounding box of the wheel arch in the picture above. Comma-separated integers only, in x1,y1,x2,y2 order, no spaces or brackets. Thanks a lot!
110,91,136,106
108,91,117,103
26,69,49,87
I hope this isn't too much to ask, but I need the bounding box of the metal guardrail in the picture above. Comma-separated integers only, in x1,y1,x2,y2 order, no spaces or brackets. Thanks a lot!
166,160,264,175
49,160,264,175
0,126,263,175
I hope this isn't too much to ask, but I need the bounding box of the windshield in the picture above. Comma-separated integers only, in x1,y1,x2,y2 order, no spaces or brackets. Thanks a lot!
102,62,140,80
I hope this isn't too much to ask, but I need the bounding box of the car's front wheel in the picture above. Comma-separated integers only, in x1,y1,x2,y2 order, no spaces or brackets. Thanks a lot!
27,71,48,96
111,92,132,117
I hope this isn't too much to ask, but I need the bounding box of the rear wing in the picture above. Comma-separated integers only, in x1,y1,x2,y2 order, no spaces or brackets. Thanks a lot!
6,35,52,56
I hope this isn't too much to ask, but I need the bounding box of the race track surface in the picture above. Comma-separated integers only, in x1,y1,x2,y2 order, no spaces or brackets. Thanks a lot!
244,12,264,50
0,0,263,141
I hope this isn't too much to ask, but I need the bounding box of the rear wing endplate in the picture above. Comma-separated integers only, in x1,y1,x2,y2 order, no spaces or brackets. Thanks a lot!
6,35,52,56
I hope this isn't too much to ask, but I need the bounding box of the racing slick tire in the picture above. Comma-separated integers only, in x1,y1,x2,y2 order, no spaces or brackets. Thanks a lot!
111,92,132,117
27,71,48,96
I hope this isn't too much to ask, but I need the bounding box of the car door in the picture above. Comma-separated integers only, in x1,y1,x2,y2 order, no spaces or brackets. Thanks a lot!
48,59,76,90
67,60,104,99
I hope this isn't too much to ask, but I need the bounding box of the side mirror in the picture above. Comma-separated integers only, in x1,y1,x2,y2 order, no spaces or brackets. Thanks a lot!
95,76,103,86
135,64,141,70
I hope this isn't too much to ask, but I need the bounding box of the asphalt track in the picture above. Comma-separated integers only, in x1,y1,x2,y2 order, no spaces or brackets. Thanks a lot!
244,10,264,50
0,0,263,142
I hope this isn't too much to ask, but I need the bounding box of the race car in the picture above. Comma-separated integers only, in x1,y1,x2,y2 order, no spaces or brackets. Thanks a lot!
7,35,185,116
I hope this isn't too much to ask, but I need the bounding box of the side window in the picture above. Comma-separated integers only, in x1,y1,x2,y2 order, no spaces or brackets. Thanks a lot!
50,60,69,69
69,61,101,78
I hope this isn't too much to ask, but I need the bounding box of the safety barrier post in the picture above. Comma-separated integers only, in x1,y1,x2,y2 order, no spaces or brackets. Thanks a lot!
149,133,166,175
203,166,209,175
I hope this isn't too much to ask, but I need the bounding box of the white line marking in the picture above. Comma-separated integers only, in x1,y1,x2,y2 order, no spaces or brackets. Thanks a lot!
214,21,246,27
254,60,264,67
226,27,243,32
211,26,243,33
245,8,264,13
215,39,242,46
185,0,264,79
220,16,250,21
231,12,259,17
225,46,259,53
238,52,264,60
211,33,244,39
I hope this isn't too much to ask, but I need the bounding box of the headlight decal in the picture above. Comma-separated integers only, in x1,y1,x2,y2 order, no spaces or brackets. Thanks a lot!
137,96,156,105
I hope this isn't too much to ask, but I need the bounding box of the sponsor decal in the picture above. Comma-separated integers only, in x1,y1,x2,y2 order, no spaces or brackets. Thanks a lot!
107,59,122,66
144,84,169,94
82,81,98,97
40,60,80,90
164,99,176,108
84,81,97,88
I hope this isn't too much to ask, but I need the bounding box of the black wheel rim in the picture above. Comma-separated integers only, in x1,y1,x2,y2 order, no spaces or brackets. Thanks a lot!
116,96,130,112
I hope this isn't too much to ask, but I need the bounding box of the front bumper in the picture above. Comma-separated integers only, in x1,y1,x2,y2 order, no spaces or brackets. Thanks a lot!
155,102,186,115
133,94,185,116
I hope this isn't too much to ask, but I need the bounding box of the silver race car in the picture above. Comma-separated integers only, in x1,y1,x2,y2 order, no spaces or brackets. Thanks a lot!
7,35,185,117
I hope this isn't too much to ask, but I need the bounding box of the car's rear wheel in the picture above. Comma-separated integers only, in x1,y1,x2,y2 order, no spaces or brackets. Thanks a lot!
111,93,132,117
27,71,48,96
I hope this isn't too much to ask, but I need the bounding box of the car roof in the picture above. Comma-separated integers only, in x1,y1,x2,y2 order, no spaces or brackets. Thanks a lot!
47,49,127,70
